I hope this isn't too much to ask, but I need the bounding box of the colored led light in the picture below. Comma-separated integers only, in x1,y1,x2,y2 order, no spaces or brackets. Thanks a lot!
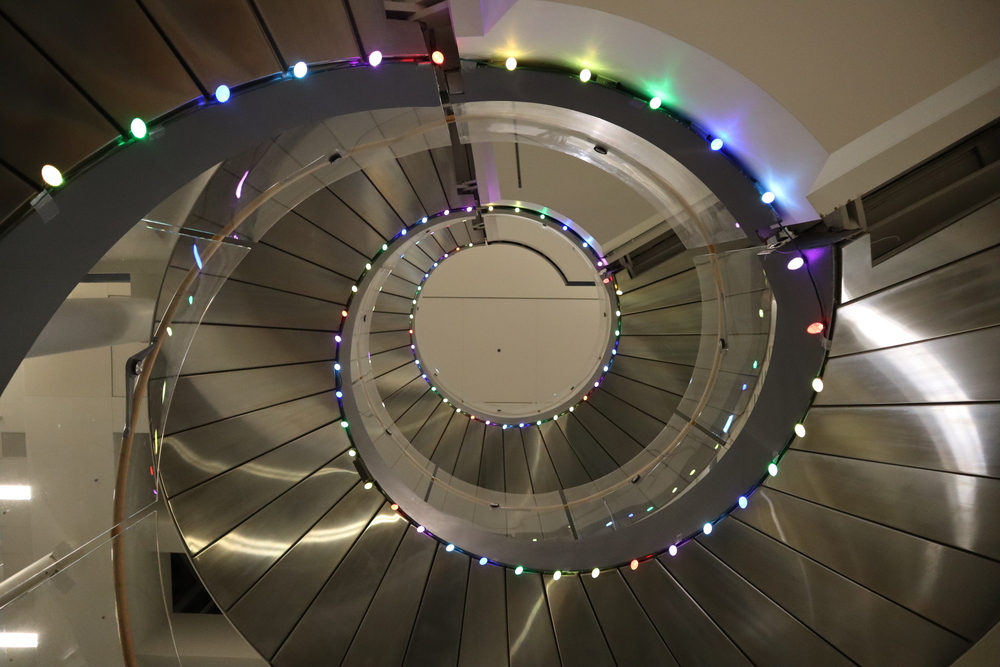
166,327,173,337
794,423,806,437
768,462,779,477
591,568,600,578
340,420,349,428
787,256,805,271
505,57,517,71
807,322,825,334
417,526,425,533
390,503,399,511
342,310,349,317
630,559,639,570
130,118,147,139
368,50,383,67
738,496,748,509
446,543,455,552
515,565,524,574
351,285,358,292
335,335,342,342
553,570,561,580
421,216,428,223
41,164,63,186
668,545,678,556
401,228,407,235
215,84,231,102
364,481,373,489
431,50,445,65
703,522,713,535
710,137,723,151
188,295,194,305
580,68,592,82
292,61,308,78
649,97,662,109
752,360,759,369
761,191,776,204
443,209,450,215
334,363,341,371
236,170,249,198
723,414,734,433
759,309,764,318
812,378,824,392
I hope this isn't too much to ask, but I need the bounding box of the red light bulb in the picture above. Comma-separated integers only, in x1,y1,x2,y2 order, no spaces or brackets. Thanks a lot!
807,322,825,334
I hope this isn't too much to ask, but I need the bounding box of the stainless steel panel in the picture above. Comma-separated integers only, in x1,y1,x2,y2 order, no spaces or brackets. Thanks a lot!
841,199,1000,303
384,378,430,420
616,253,700,292
817,326,1000,406
740,487,1000,640
369,330,412,355
601,373,682,423
160,393,338,495
448,221,473,248
377,291,417,314
365,160,427,223
610,357,693,396
166,360,336,434
404,244,436,271
5,0,201,128
586,391,665,446
415,402,459,460
403,546,469,667
369,311,412,333
619,268,701,313
794,405,1000,477
430,146,476,211
616,334,701,365
203,280,343,330
141,0,280,89
329,171,405,240
479,426,506,492
467,218,487,244
505,572,560,667
182,325,335,374
273,506,408,667
382,273,420,298
833,244,1000,356
538,422,591,487
374,363,421,398
662,542,853,667
370,346,416,377
503,428,533,494
432,413,471,474
0,19,115,179
571,402,643,467
433,226,459,254
397,390,442,441
557,415,618,480
170,423,341,553
452,419,485,484
399,151,451,217
228,487,383,659
262,211,369,279
253,0,359,65
621,302,703,335
419,232,448,260
294,186,388,253
702,517,969,666
229,242,354,303
622,561,753,667
342,528,439,667
545,575,615,667
195,455,358,608
581,571,678,667
390,256,429,285
520,427,561,494
458,562,508,667
769,450,1000,560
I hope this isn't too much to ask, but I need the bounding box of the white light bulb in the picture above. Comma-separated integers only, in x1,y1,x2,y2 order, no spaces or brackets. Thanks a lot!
368,51,383,67
292,61,308,78
505,57,517,71
703,522,713,535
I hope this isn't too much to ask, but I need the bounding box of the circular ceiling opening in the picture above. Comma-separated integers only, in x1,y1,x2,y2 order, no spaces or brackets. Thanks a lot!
413,215,613,420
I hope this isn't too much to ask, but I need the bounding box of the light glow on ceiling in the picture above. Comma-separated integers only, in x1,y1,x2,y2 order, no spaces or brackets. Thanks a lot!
0,486,31,500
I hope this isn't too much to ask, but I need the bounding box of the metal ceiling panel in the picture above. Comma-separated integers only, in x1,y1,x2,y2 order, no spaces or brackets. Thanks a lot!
370,311,413,333
600,373,682,423
702,517,969,667
506,572,561,667
374,363,420,397
382,272,420,298
140,0,280,89
195,456,358,609
662,543,854,667
342,528,438,667
261,211,370,279
4,0,202,127
417,231,447,260
293,187,388,252
769,449,1000,560
581,571,679,667
616,334,701,366
371,346,417,376
229,242,356,303
404,243,436,271
452,419,485,484
170,423,339,553
384,378,430,420
403,546,469,667
428,410,469,473
794,405,1000,477
273,506,408,667
0,18,115,182
619,268,701,313
537,422,592,488
329,170,405,240
398,152,450,218
0,165,32,224
166,360,335,433
202,279,343,330
817,325,1000,406
448,220,473,248
740,487,1000,640
369,330,412,354
365,160,427,223
571,402,643,467
377,291,417,313
389,257,429,285
520,427,562,494
556,415,618,480
430,146,475,210
479,426,506,492
159,393,338,496
181,325,335,374
586,391,665,445
609,357,693,396
433,226,460,254
545,574,616,667
252,0,359,66
621,303,703,334
622,561,753,667
227,487,383,659
397,391,442,441
458,563,508,667
503,427,533,494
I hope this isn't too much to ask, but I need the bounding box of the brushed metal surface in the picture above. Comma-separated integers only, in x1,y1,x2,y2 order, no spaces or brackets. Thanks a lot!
227,487,383,659
410,401,454,457
273,506,407,667
377,291,417,313
556,415,618,480
181,325,335,374
817,326,1000,406
195,455,358,608
433,226,459,254
520,426,562,494
396,390,441,441
621,302,703,334
341,528,438,667
417,232,446,260
262,211,370,279
458,563,508,667
794,405,1000,477
619,268,701,313
448,221,473,248
166,361,336,434
663,542,854,666
503,427,533,494
479,425,506,492
294,186,388,252
403,546,469,667
389,256,430,285
740,487,1000,640
769,449,1000,560
229,242,355,303
600,372,682,423
704,517,969,666
428,409,469,473
381,273,420,298
369,330,412,355
370,311,413,333
384,379,430,421
545,574,616,667
609,357,693,396
833,244,1000,356
4,0,201,127
160,393,338,496
364,160,428,223
582,571,678,666
622,561,753,667
253,0,359,65
571,402,643,467
370,346,417,377
399,151,451,217
538,422,592,487
203,279,343,330
404,243,436,271
616,334,701,365
140,0,280,89
374,363,421,398
170,423,343,553
329,170,405,240
430,146,476,211
506,571,560,667
586,390,665,445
